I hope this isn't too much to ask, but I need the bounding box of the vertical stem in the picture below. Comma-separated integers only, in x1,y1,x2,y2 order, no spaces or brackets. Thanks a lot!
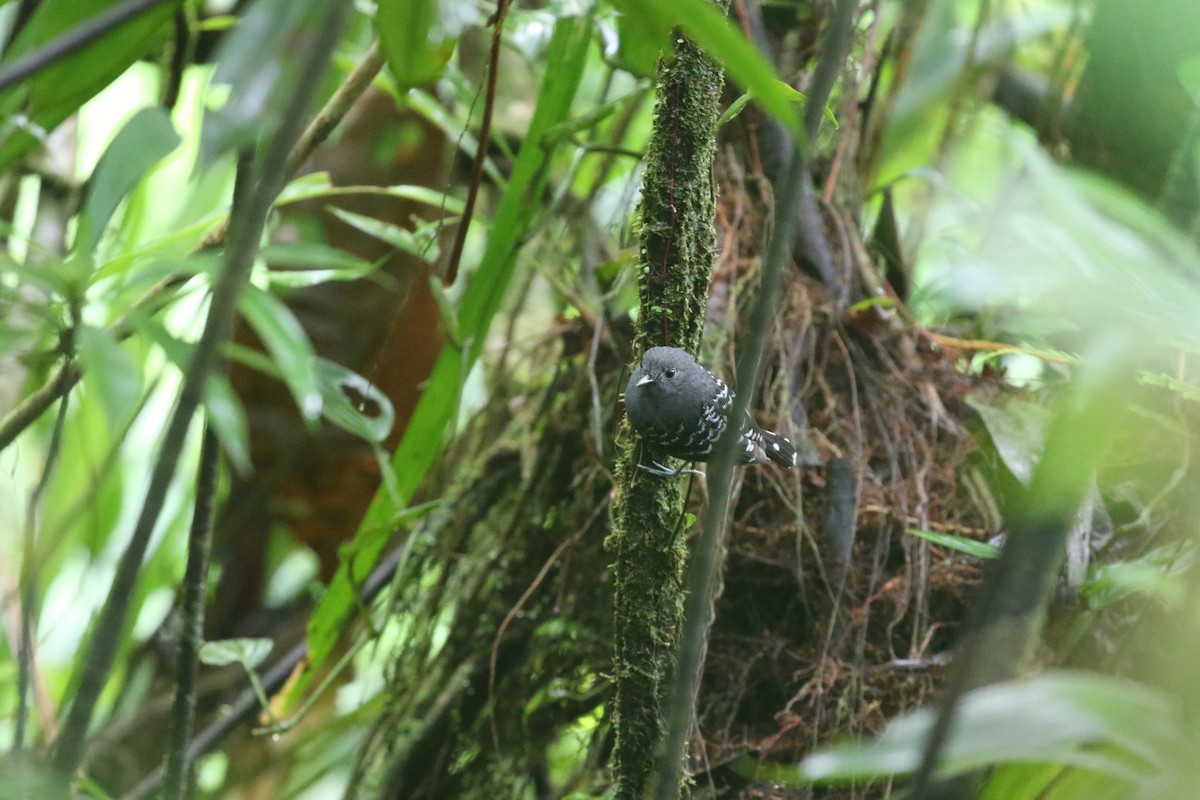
160,425,220,800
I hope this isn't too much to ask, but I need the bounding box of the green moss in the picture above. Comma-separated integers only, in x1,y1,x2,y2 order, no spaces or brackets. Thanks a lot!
609,25,726,800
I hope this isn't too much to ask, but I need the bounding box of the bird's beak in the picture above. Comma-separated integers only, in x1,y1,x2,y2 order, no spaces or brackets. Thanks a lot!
636,374,655,387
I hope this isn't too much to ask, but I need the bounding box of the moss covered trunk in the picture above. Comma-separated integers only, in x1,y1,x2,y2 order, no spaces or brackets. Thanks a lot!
608,26,726,800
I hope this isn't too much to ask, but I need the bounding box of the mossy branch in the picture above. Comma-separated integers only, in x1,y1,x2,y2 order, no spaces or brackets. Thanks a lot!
608,27,726,800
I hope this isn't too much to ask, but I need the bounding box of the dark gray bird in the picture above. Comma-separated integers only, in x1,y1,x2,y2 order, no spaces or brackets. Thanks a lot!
624,346,797,476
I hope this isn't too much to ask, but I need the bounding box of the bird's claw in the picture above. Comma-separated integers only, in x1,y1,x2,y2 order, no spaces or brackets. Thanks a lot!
637,460,702,478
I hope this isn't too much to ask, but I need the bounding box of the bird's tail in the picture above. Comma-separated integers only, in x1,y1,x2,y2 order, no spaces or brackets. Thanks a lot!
754,427,797,468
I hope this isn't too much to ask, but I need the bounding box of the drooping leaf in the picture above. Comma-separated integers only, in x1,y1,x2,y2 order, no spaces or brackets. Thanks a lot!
138,318,251,474
200,638,273,669
237,285,323,422
76,106,181,254
314,357,395,444
376,0,469,89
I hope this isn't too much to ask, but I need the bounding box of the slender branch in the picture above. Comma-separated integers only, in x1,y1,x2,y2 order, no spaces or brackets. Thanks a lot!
443,0,512,286
159,426,220,800
0,0,179,93
283,40,386,178
14,344,73,749
50,3,350,775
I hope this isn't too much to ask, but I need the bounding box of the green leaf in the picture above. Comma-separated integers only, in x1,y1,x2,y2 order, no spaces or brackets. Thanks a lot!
76,324,141,429
966,395,1051,486
905,528,999,559
274,181,467,216
716,92,753,127
326,207,445,264
297,12,594,701
0,0,175,170
801,671,1178,784
376,0,465,89
199,638,274,669
237,286,322,422
199,0,330,164
257,242,378,287
314,357,395,443
76,107,181,254
1138,370,1200,403
605,0,804,141
138,318,251,473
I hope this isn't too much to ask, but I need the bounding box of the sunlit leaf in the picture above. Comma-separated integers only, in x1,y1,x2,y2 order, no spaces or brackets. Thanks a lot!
200,638,274,669
76,106,181,254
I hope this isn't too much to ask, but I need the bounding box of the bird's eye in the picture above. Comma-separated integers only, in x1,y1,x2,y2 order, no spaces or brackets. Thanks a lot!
665,368,676,378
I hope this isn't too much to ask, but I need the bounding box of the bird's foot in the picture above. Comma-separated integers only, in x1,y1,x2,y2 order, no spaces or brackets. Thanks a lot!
638,460,703,477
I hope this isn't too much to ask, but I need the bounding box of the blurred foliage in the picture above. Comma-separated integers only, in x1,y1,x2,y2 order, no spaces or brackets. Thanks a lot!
1,0,1200,798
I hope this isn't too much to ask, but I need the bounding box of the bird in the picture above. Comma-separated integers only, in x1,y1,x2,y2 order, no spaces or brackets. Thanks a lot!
624,346,797,476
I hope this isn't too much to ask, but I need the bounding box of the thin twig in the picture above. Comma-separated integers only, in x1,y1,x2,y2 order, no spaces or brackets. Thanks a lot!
14,339,73,750
443,0,512,285
283,40,386,179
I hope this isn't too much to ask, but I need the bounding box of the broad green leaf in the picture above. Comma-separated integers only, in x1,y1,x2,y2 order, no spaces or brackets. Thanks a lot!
297,13,594,700
905,528,999,559
800,671,1178,784
376,0,468,89
0,0,174,170
76,107,181,254
237,286,322,422
966,395,1051,485
76,324,141,429
613,9,662,78
314,357,395,444
200,638,273,669
199,0,330,164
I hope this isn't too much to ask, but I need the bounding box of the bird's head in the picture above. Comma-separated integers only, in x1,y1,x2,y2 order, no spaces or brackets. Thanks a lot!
631,346,700,394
